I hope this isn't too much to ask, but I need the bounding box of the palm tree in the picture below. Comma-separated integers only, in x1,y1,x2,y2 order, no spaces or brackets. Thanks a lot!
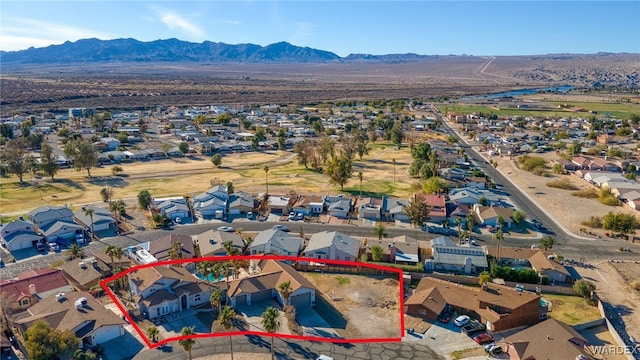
210,289,223,315
198,261,212,289
496,216,505,231
373,224,387,240
84,207,95,240
67,243,84,260
495,229,504,261
278,281,292,306
147,326,159,343
104,245,116,266
264,165,270,195
261,306,281,360
370,245,384,262
358,171,363,197
113,246,124,267
212,262,222,283
178,326,196,360
540,236,557,250
466,213,476,235
218,306,236,360
169,242,183,260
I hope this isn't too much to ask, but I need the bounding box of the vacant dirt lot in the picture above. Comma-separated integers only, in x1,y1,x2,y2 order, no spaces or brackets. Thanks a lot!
301,272,402,340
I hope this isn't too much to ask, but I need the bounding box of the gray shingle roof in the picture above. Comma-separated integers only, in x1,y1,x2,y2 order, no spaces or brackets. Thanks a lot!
305,231,360,257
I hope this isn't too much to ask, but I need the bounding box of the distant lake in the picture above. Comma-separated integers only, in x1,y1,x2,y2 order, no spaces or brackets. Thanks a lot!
460,86,574,100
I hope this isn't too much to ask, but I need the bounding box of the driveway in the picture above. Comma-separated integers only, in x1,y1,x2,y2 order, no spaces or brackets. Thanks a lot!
236,301,289,333
296,307,341,339
403,318,479,358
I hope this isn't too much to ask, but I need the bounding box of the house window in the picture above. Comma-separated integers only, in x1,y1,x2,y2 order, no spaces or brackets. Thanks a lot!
21,299,30,306
194,294,201,302
344,256,351,261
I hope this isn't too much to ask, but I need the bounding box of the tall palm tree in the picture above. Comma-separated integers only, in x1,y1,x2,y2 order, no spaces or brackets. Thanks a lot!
373,224,387,240
147,326,159,343
358,171,363,197
210,289,223,315
218,306,236,360
198,261,212,289
178,326,196,360
261,306,281,360
169,241,183,260
264,165,270,195
84,207,95,241
495,229,504,261
278,281,292,306
212,262,222,283
370,245,384,262
104,245,116,266
112,246,124,267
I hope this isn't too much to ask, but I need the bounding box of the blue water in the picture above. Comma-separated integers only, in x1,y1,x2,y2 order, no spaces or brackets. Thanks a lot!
197,272,232,282
460,85,574,100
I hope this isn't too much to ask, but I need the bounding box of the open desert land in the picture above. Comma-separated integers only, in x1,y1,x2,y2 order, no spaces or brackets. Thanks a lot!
300,272,402,340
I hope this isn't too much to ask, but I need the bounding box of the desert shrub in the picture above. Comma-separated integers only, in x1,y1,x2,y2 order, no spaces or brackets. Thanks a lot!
519,155,546,172
532,167,549,177
573,279,597,306
572,189,598,198
552,163,567,174
581,216,603,228
369,262,425,273
546,179,578,190
598,189,620,206
632,281,640,293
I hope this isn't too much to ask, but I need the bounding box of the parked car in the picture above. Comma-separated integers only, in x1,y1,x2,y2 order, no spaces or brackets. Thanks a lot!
454,315,470,327
473,333,494,344
462,320,486,335
288,212,296,220
438,312,451,323
47,242,60,252
485,345,502,355
272,224,290,232
35,242,46,252
247,212,253,219
296,213,304,221
217,226,234,232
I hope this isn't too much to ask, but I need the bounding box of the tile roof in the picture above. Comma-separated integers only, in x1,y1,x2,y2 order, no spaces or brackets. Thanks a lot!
405,286,446,315
503,318,591,360
226,259,316,297
0,269,72,303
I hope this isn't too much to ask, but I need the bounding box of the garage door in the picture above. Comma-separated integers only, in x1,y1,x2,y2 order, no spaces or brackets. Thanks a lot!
236,294,247,306
251,289,272,304
290,292,311,309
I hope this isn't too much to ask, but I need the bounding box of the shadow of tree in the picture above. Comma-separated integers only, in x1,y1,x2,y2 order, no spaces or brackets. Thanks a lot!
283,340,318,359
86,176,128,188
52,178,87,190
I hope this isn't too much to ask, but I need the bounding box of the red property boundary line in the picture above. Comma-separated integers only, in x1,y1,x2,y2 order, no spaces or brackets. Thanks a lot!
100,255,405,349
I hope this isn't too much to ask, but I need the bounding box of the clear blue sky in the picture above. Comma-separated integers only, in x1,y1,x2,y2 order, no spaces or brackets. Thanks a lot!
1,1,638,56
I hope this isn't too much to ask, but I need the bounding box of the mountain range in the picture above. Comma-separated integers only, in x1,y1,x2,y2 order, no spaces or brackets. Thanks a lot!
0,38,446,64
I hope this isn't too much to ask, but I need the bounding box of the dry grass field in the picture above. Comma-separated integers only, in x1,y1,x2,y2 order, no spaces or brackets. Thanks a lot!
0,141,423,217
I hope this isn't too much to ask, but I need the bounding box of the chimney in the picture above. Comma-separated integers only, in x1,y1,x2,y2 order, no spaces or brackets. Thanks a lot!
29,284,36,295
389,243,397,261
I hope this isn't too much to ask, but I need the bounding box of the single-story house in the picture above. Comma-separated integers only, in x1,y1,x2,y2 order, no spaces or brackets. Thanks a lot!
248,229,303,256
73,206,117,236
194,229,245,257
0,219,42,251
228,191,255,215
303,231,360,262
291,195,324,215
528,251,572,284
426,244,489,274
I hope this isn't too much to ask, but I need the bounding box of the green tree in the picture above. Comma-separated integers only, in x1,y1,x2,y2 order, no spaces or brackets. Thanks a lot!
421,177,448,194
358,171,363,197
84,207,95,240
24,320,79,360
325,155,353,190
210,289,223,315
137,190,152,209
40,143,59,180
104,245,117,266
569,141,582,156
178,326,196,360
409,143,435,179
226,181,234,194
100,187,114,202
73,349,97,360
147,326,159,343
278,281,293,306
0,123,14,139
261,306,281,360
3,138,32,182
178,141,190,155
64,138,98,177
373,224,387,240
277,127,287,150
539,236,558,250
251,127,267,150
512,210,526,224
404,194,431,227
370,245,384,261
603,212,639,237
478,271,492,286
216,113,232,126
390,121,404,149
67,243,84,260
466,213,476,232
211,153,222,167
218,306,237,360
573,279,596,305
112,166,123,176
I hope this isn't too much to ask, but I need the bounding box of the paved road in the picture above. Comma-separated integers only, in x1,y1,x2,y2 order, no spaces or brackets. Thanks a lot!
434,110,639,262
131,335,443,360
